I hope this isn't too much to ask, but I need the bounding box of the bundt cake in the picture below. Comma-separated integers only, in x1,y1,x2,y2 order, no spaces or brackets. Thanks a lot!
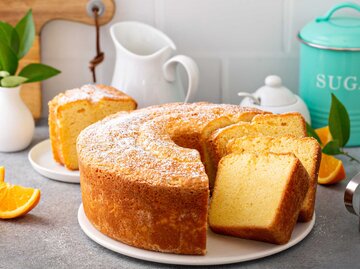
77,103,317,255
77,103,264,255
226,136,321,222
209,152,310,244
48,84,137,170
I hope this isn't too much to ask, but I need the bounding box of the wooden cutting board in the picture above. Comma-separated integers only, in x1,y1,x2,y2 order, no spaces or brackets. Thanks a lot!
0,0,115,119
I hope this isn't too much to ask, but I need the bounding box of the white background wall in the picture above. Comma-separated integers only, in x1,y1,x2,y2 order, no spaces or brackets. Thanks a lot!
41,0,359,117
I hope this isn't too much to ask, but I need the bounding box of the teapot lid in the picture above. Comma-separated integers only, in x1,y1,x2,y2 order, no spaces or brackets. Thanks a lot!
252,75,297,107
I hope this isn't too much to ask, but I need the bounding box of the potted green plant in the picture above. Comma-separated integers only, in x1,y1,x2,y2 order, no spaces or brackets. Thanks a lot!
0,9,60,152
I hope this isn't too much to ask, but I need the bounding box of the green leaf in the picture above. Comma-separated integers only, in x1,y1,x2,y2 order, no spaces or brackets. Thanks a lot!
15,9,35,59
10,30,20,55
18,63,60,83
0,75,27,87
328,93,350,147
0,42,18,74
0,22,20,55
0,22,14,47
322,140,342,155
0,71,10,78
306,122,322,145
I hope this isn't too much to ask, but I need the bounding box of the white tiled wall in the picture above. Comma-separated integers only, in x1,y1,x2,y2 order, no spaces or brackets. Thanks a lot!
41,0,359,117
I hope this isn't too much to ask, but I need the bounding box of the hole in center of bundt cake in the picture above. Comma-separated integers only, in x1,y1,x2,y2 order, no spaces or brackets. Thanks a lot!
171,134,203,154
169,131,217,191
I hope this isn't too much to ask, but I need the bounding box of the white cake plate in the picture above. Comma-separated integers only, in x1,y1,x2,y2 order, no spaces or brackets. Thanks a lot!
28,139,80,183
78,204,315,266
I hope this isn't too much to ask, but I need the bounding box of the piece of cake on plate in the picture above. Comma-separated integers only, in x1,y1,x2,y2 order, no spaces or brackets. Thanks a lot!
48,84,137,170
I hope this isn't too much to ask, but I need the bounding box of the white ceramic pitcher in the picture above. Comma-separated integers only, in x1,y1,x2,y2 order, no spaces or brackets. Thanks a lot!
110,21,199,108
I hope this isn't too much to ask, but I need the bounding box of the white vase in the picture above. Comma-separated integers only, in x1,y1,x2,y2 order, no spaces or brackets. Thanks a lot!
0,86,34,152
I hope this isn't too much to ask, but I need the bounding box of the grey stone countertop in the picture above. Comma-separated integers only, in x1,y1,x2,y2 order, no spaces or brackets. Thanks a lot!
1,121,360,269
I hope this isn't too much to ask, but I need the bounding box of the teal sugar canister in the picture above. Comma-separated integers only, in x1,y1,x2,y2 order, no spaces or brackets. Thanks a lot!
298,2,360,146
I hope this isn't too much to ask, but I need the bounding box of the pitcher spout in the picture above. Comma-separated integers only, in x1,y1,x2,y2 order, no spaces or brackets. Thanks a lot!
110,21,176,59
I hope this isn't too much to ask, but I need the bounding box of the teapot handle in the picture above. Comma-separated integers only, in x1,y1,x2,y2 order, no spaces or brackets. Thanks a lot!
163,55,199,103
237,92,261,105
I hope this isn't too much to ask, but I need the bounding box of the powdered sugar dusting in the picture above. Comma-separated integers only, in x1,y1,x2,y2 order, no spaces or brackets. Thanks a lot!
55,84,129,105
77,103,262,187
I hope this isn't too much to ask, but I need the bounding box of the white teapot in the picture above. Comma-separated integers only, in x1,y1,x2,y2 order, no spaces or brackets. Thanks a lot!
238,75,311,123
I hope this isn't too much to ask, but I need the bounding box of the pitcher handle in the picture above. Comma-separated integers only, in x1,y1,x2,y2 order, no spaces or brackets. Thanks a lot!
163,55,199,103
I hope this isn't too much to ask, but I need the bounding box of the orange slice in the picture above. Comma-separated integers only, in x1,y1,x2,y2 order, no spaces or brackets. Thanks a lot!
0,167,40,219
0,166,4,182
317,153,346,185
314,127,346,185
315,126,332,145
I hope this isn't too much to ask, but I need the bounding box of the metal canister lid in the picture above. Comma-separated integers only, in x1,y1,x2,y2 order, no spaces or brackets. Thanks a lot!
298,2,360,51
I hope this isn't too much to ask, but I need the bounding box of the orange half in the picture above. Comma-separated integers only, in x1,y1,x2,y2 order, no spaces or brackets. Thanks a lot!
0,167,40,219
317,153,346,185
314,127,346,185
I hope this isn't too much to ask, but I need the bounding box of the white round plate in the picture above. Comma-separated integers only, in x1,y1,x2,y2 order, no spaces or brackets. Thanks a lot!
28,139,80,183
78,204,315,265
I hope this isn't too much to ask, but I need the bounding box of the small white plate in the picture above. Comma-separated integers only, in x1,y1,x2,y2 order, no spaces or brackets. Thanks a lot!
28,139,80,183
78,204,315,266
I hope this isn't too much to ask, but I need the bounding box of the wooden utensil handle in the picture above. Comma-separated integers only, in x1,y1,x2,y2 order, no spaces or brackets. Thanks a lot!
0,0,115,33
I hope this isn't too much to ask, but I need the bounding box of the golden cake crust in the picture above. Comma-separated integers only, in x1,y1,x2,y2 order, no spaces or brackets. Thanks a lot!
77,103,263,255
50,84,136,106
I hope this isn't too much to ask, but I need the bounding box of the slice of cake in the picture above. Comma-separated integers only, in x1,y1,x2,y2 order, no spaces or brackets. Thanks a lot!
49,84,137,170
198,111,268,187
226,135,321,222
209,152,309,245
204,113,306,186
